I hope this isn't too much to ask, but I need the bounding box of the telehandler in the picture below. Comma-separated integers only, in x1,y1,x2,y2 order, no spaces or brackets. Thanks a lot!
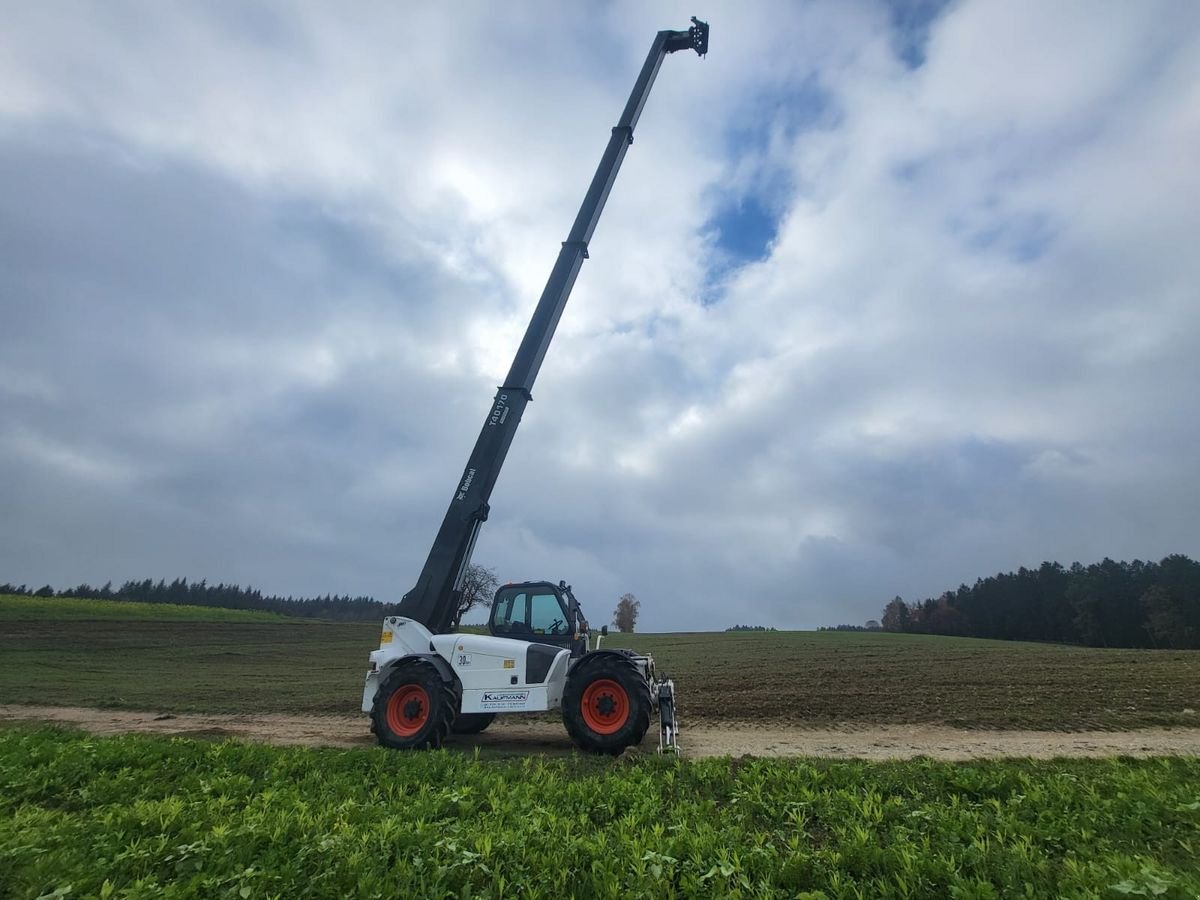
363,17,708,754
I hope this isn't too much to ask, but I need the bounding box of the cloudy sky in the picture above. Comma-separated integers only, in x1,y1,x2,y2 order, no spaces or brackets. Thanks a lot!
2,1,1197,630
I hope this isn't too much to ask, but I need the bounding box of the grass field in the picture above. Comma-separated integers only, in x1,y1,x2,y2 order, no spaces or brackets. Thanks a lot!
1,594,1197,728
0,594,292,623
2,726,1198,898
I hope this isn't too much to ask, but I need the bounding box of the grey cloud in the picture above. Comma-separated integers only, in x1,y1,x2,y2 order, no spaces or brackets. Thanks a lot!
0,129,505,598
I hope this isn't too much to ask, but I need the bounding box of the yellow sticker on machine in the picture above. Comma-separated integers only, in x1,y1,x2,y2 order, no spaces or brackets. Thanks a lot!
503,659,515,669
380,631,393,644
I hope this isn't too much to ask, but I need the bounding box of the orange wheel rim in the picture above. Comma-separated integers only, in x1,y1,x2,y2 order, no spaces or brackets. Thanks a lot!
386,685,430,736
581,679,629,734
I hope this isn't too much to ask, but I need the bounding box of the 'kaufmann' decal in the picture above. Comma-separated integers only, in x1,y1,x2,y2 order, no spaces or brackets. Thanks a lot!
480,690,529,710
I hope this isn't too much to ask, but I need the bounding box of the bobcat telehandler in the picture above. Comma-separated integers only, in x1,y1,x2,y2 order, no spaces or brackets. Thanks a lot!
362,18,709,755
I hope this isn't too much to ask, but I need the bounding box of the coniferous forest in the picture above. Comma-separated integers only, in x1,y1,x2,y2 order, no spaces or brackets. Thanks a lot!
880,555,1200,649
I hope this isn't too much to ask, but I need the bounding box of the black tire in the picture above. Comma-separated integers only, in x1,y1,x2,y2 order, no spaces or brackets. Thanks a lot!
370,659,457,750
562,655,651,754
450,712,496,735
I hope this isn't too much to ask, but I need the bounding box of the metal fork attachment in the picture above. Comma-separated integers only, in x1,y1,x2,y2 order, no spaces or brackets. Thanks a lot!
656,678,679,754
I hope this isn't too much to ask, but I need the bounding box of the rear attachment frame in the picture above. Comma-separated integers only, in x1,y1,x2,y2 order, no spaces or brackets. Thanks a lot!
656,678,679,754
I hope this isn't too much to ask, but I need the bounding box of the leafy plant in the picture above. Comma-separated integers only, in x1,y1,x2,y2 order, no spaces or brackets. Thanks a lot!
2,727,1198,898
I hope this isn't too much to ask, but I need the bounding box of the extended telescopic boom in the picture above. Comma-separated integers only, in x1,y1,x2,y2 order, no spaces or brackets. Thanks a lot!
395,18,709,634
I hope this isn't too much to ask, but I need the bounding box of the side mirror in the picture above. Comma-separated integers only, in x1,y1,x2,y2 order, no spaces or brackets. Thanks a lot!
601,625,608,637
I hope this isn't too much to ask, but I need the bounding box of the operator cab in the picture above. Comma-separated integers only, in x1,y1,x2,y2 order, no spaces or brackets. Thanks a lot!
488,580,589,657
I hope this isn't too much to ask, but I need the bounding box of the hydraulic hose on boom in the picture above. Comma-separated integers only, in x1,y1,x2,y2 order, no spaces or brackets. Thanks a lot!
396,18,709,634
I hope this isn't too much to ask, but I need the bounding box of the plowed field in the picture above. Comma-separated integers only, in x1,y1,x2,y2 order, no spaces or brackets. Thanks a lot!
2,595,1197,731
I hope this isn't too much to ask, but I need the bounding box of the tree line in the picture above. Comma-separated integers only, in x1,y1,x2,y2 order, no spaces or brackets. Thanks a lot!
1,569,642,634
817,621,881,632
880,555,1200,649
0,578,394,622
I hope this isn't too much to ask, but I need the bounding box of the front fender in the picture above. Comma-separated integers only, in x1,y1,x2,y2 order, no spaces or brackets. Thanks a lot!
362,652,459,713
569,648,651,683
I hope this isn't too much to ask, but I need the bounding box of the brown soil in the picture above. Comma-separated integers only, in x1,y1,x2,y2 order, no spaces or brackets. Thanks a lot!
3,705,1199,759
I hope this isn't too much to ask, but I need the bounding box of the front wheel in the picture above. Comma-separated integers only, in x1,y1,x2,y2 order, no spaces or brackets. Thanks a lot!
563,656,651,754
370,659,456,750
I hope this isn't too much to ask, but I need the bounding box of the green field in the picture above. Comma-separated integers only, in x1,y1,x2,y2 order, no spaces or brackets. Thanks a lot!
2,595,1196,729
2,726,1198,898
0,594,292,623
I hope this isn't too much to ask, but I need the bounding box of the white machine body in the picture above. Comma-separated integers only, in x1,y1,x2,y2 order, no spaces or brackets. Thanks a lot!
362,616,574,715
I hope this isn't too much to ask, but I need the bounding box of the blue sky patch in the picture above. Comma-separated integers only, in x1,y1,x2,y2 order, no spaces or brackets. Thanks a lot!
711,193,778,265
700,78,834,286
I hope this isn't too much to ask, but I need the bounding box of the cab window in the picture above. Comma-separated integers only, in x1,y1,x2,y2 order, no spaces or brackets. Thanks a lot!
529,592,567,635
491,593,529,634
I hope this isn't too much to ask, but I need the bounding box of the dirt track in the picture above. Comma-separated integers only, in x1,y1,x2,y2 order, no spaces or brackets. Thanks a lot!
4,705,1200,759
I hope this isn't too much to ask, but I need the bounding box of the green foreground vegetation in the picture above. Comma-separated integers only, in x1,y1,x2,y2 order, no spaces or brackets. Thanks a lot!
2,727,1198,898
2,595,1197,728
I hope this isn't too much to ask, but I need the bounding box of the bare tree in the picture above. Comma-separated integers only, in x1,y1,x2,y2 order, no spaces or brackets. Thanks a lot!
453,564,500,629
881,596,910,632
612,592,641,633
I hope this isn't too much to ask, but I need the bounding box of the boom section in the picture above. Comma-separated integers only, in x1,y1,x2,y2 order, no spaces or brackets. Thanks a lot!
396,18,709,634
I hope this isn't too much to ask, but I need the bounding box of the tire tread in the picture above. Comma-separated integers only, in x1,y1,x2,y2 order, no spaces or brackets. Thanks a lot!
562,654,651,754
370,658,459,750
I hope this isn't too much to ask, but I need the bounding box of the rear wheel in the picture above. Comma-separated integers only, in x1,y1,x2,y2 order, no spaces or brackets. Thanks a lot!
371,659,457,750
450,712,496,735
563,655,651,754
